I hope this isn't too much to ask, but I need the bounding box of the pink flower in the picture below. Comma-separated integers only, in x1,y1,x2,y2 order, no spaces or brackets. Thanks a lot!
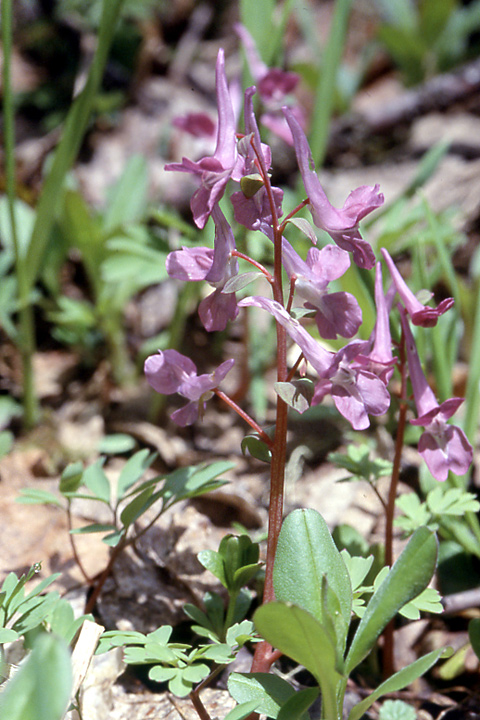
165,50,237,229
353,262,396,385
238,296,390,429
144,349,234,426
165,207,239,332
172,113,216,138
400,311,472,481
281,239,362,339
230,86,283,234
283,107,384,269
235,24,299,103
382,248,454,327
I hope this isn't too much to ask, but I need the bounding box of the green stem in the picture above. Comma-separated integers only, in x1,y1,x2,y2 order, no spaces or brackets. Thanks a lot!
2,0,39,428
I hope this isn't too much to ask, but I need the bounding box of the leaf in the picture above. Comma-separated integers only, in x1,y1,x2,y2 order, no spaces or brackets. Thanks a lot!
379,700,416,720
274,380,314,414
273,509,352,653
0,628,19,642
70,523,118,535
0,634,72,720
345,527,438,674
59,462,84,494
223,272,265,294
24,0,127,290
394,493,432,534
103,155,148,231
97,434,137,455
116,448,156,499
286,217,318,244
16,489,64,507
253,603,341,719
427,486,480,516
241,435,272,463
340,551,374,592
223,700,261,720
197,549,227,587
399,587,443,620
277,687,320,720
468,618,480,661
83,458,111,503
161,461,233,508
228,672,297,719
347,647,449,720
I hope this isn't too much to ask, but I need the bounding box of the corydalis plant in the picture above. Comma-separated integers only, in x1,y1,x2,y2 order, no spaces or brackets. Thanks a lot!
145,47,473,690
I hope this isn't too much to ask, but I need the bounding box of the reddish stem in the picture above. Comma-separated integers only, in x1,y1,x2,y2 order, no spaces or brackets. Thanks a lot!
249,132,289,675
214,389,274,448
232,250,273,282
383,330,408,678
278,198,310,234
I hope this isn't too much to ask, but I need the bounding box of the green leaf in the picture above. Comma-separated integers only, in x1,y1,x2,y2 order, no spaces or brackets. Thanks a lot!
116,448,155,499
277,687,320,720
161,461,233,507
273,509,352,650
399,587,443,620
427,486,480,516
0,430,14,458
197,549,227,587
120,486,159,529
0,628,18,642
223,272,265,294
228,672,297,719
24,0,127,290
347,647,449,720
70,523,118,535
97,434,137,455
59,462,84,494
241,434,272,463
0,634,72,720
223,700,261,720
16,489,63,507
395,493,432,534
345,527,438,674
468,618,480,661
379,700,417,720
253,603,341,719
274,380,314,414
83,458,110,503
103,155,148,231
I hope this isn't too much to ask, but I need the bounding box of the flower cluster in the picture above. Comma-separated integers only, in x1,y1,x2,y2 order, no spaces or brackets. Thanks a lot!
145,45,472,483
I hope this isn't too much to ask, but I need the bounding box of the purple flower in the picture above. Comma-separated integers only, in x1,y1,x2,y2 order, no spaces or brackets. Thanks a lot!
311,341,391,430
165,49,237,229
144,349,234,426
400,311,472,481
382,248,454,327
353,262,396,385
166,207,239,332
172,112,216,138
230,86,283,234
235,24,299,103
283,107,384,269
281,239,362,339
238,296,390,429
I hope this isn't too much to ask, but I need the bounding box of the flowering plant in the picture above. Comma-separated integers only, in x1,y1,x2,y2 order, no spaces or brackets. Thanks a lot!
143,46,473,720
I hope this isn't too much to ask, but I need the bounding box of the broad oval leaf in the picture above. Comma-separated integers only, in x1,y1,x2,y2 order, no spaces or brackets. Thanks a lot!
273,509,352,645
